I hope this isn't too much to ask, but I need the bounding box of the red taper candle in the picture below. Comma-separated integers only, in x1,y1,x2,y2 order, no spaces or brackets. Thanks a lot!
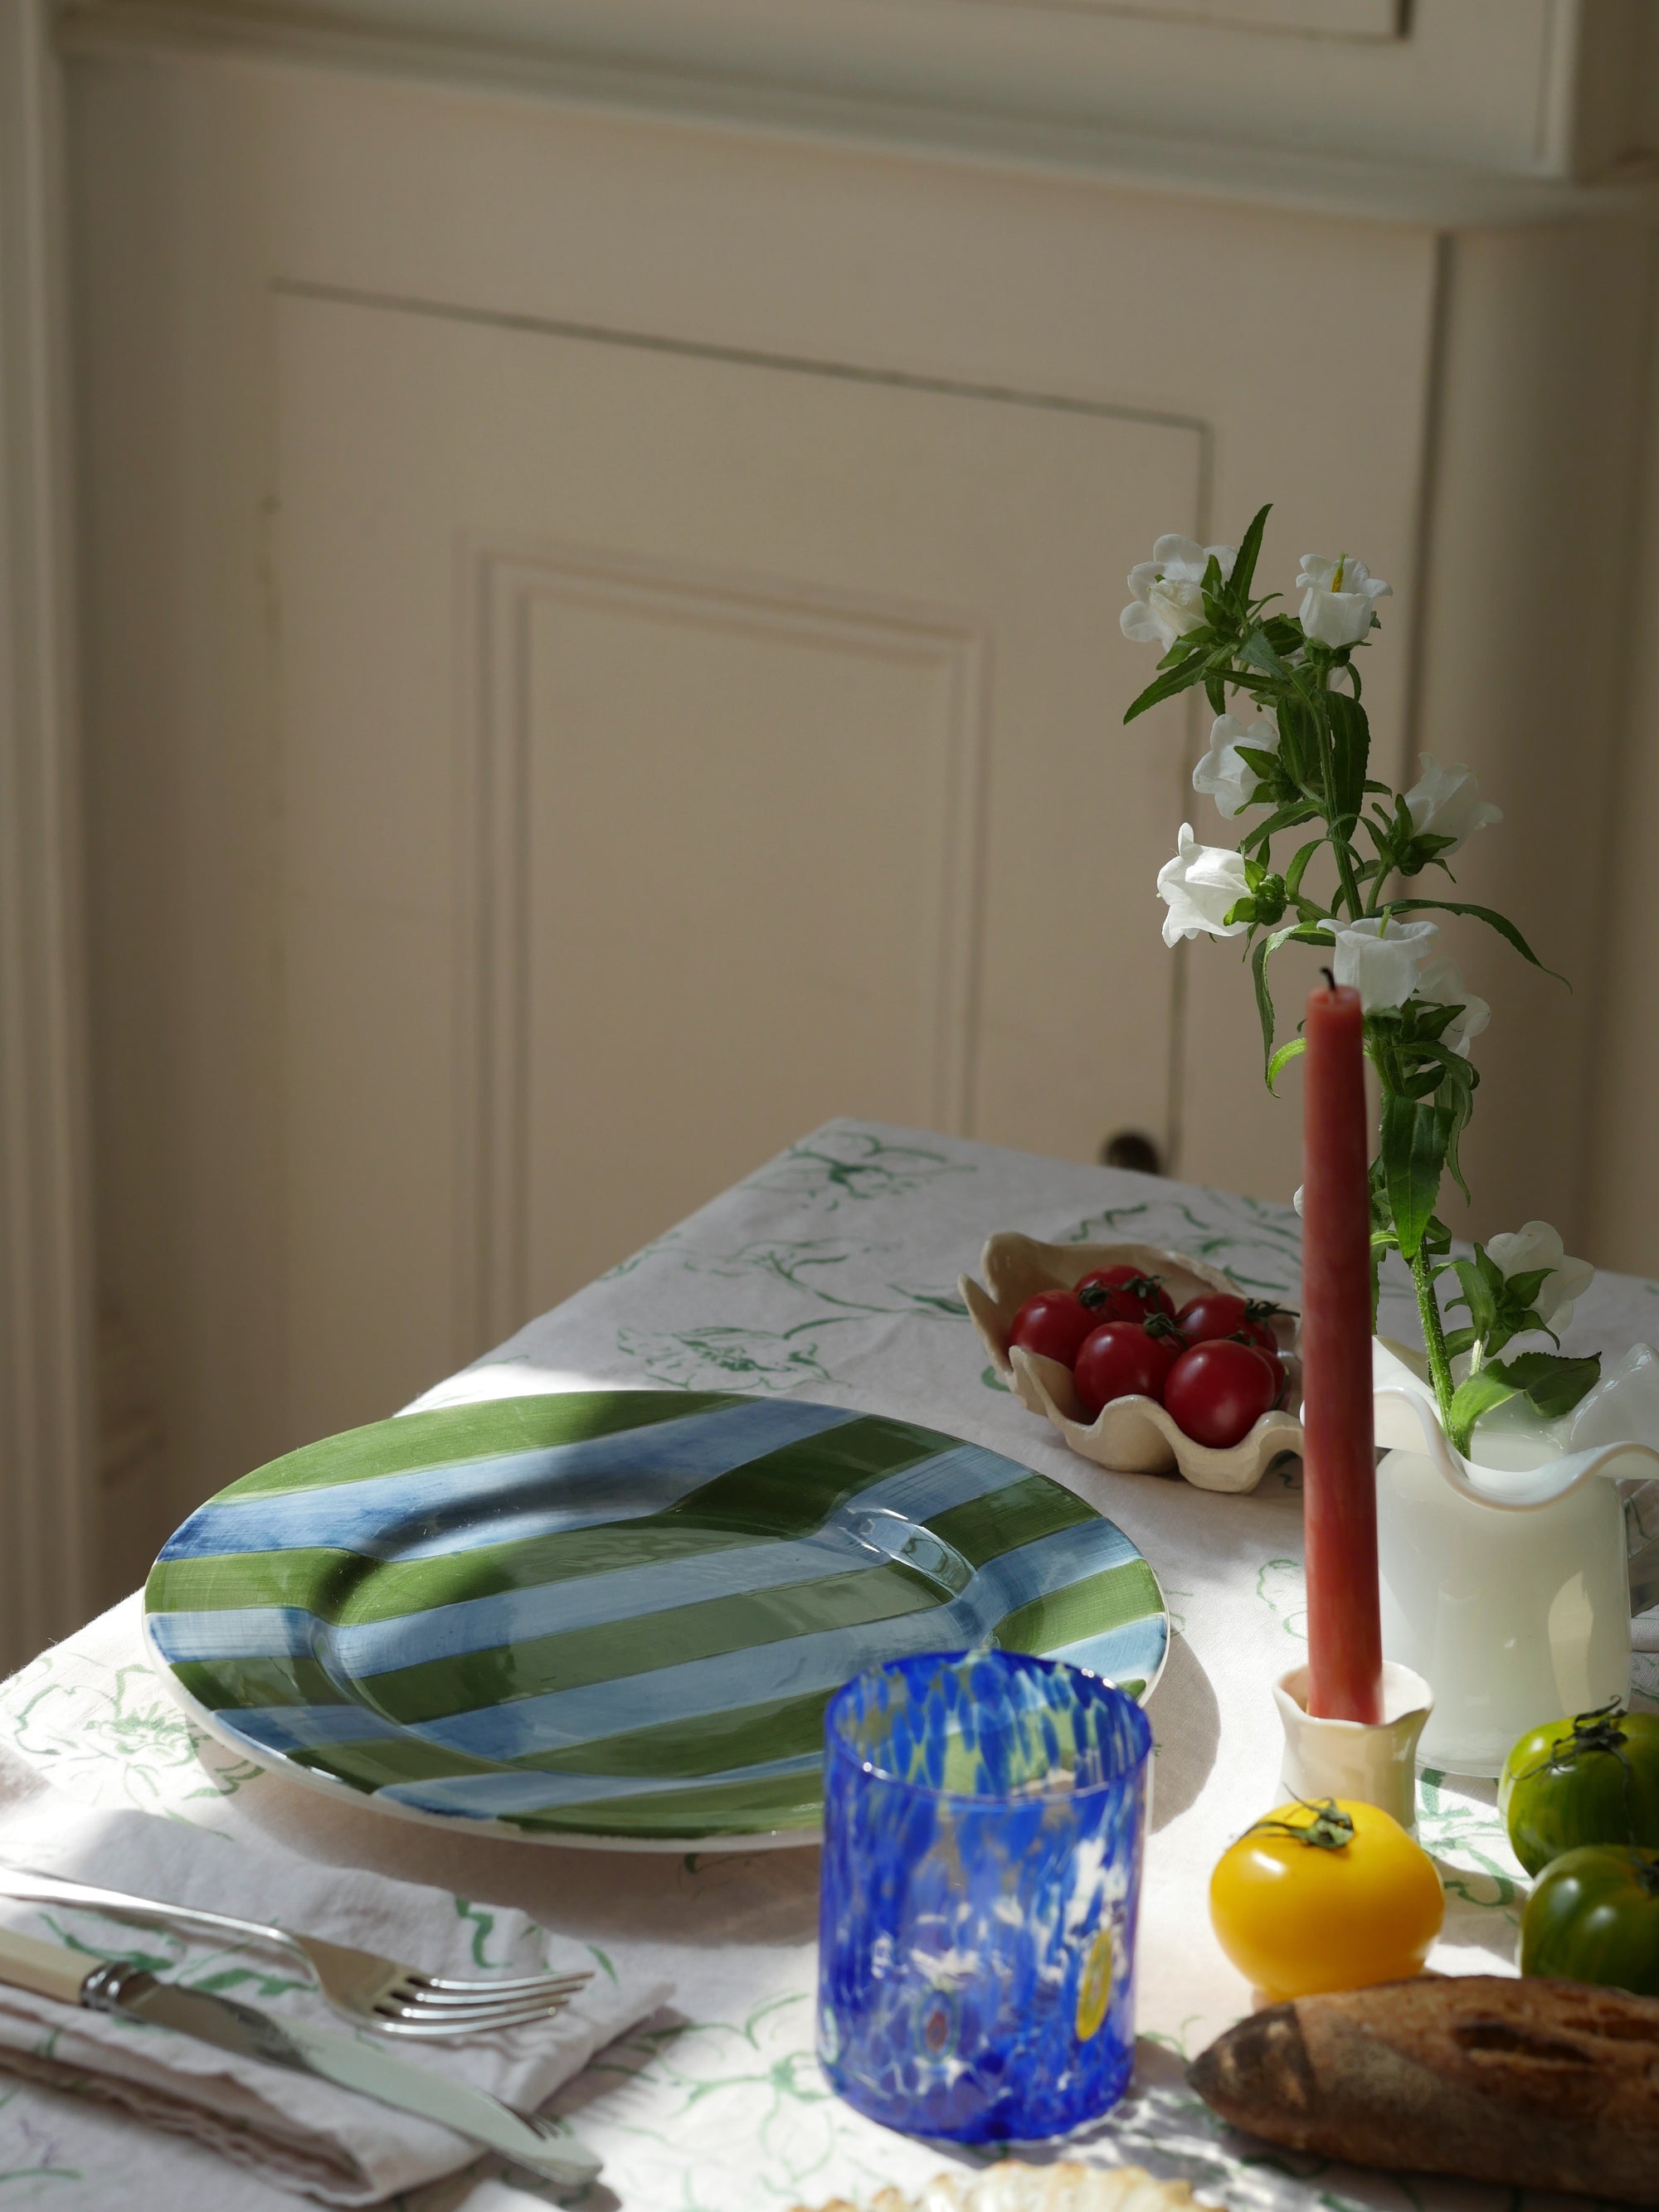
1300,976,1384,1724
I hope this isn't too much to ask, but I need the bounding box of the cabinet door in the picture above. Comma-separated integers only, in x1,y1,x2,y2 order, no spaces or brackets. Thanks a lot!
275,293,1201,1431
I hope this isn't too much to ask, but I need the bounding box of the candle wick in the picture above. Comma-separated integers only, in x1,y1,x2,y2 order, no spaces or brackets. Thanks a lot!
1321,965,1336,991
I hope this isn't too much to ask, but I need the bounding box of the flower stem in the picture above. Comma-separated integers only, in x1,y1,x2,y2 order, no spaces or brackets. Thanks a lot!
1408,1244,1457,1437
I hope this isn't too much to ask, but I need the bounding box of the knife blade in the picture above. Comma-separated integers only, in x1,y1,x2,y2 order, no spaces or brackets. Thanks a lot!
0,1925,600,2189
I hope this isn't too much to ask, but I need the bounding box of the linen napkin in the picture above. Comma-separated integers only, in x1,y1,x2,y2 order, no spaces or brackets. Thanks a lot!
0,1788,669,2203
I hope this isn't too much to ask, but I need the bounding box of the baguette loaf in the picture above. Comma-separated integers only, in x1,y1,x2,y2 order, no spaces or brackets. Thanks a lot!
1190,1975,1659,2203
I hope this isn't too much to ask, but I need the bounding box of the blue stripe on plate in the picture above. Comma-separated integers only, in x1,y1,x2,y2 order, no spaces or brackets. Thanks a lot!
148,1607,321,1664
158,1398,862,1564
328,1440,1032,1678
216,1705,412,1753
411,1519,1138,1759
378,1752,823,1821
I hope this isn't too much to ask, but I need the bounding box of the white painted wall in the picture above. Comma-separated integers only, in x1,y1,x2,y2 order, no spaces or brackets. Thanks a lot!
17,0,1659,1598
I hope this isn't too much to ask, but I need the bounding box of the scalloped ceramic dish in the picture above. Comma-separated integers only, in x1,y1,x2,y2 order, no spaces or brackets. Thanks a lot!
961,1234,1303,1495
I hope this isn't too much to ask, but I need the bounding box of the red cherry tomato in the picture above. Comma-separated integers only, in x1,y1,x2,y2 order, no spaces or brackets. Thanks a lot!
1164,1339,1277,1447
1074,1322,1182,1420
1075,1266,1175,1325
1243,1337,1287,1407
1175,1291,1283,1354
1009,1291,1097,1368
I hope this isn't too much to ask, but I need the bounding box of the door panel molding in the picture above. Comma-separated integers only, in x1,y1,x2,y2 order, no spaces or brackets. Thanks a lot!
456,537,990,1349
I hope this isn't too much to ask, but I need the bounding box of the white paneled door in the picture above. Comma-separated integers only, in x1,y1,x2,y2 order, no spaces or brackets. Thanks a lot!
275,291,1201,1441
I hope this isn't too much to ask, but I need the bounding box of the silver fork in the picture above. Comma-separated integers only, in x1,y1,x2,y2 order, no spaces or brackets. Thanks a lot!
0,1866,591,2039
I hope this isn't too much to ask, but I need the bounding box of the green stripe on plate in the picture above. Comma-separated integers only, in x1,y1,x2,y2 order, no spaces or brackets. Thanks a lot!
927,1474,1097,1566
281,1689,836,1791
501,1768,824,1839
148,1550,368,1618
359,1558,946,1725
221,1392,741,1500
994,1558,1165,1655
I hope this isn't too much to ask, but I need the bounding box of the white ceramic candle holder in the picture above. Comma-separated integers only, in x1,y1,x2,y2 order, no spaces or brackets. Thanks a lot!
1272,1661,1433,1834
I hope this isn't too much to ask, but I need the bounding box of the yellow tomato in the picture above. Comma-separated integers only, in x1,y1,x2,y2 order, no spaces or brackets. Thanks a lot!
1209,1798,1444,2003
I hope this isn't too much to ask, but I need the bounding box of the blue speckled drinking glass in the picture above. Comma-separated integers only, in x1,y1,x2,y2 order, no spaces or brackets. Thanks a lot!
817,1650,1152,2144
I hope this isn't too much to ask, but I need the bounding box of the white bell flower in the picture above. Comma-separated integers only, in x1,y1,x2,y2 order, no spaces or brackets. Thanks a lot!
1155,824,1249,949
1413,954,1491,1058
1297,552,1392,649
1121,534,1238,649
1484,1221,1594,1333
1292,1184,1304,1217
1192,712,1279,819
1331,914,1439,1011
1403,755,1503,853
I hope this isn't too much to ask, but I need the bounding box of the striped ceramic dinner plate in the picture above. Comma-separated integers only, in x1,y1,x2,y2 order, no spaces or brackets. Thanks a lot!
144,1392,1168,1849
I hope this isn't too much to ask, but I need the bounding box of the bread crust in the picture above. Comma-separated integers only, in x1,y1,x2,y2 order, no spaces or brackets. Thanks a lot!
1190,1975,1659,2203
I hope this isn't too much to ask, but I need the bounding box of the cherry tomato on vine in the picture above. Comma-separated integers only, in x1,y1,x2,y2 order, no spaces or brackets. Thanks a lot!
1164,1338,1276,1447
1175,1291,1284,1354
1073,1322,1180,1420
1500,1704,1659,1875
1520,1844,1659,1996
1209,1797,1444,2004
1074,1266,1175,1325
1009,1291,1097,1368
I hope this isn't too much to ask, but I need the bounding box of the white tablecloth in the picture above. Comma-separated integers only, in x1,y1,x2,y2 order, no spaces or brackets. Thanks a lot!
2,1119,1654,2211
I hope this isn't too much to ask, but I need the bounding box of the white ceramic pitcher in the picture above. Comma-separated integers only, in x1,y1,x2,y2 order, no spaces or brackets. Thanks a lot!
1373,1339,1659,1777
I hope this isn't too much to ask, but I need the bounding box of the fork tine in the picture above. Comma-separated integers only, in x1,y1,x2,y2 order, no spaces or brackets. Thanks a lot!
390,1978,591,2010
370,1995,578,2039
380,1978,581,2017
406,1981,592,1999
377,1990,572,2020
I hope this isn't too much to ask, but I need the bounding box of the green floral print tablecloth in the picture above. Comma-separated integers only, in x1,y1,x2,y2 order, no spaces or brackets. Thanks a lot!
0,1119,1653,2212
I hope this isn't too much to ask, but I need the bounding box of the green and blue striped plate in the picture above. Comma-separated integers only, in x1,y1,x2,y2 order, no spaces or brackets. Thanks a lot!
144,1392,1167,1849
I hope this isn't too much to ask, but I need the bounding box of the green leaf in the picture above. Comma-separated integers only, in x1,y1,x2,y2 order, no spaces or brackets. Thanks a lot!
1380,1091,1452,1262
1251,922,1337,1082
1448,1369,1520,1456
1204,672,1227,715
1240,627,1292,683
1246,800,1321,845
1441,1073,1473,1202
1273,696,1315,788
1283,837,1323,901
1123,654,1211,725
1229,504,1272,606
1325,689,1370,834
1446,1255,1498,1340
1489,1350,1601,1421
1251,933,1277,1077
1267,1036,1306,1092
1389,900,1564,980
1442,1327,1477,1359
1500,1265,1554,1315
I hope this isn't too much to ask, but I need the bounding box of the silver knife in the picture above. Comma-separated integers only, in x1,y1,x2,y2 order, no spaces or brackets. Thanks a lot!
0,1925,601,2189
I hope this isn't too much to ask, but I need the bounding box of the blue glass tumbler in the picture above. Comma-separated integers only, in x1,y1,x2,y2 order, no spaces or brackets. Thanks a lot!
817,1650,1152,2143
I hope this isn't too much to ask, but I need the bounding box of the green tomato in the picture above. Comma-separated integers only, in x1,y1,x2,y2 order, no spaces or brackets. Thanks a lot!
1520,1844,1659,1994
1499,1704,1659,1876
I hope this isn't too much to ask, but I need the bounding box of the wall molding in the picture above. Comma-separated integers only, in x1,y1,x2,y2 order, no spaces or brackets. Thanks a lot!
455,538,988,1352
0,0,95,1660
56,2,1659,229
